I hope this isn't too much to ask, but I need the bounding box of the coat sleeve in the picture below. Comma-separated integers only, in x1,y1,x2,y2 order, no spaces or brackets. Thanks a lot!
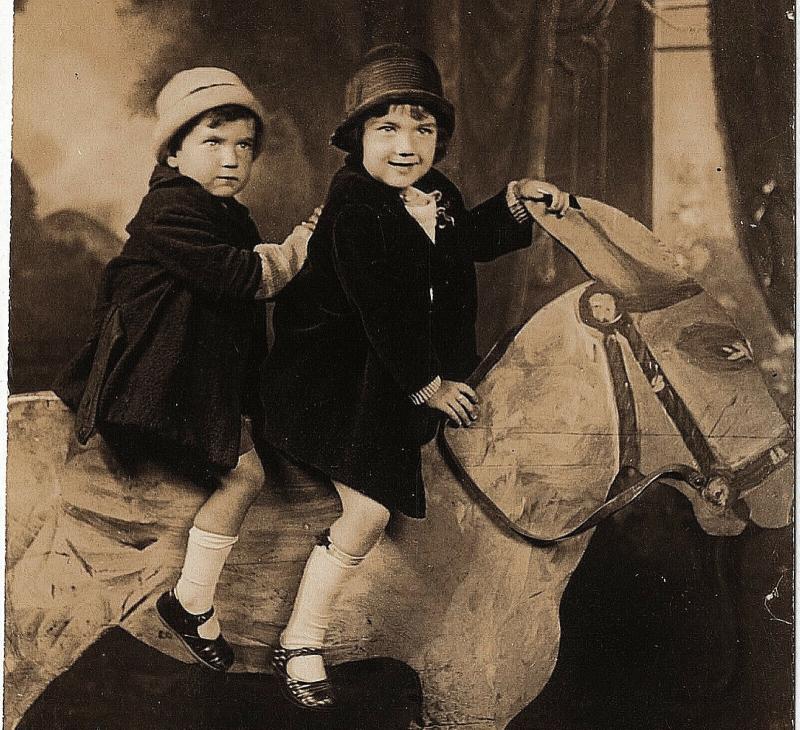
462,188,535,263
332,204,440,395
130,201,263,301
253,224,310,299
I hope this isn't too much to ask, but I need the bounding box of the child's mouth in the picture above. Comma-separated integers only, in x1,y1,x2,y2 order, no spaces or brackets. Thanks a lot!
388,161,416,169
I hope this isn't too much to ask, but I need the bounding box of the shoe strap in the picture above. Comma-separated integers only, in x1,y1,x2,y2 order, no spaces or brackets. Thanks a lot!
280,645,324,660
192,606,215,625
169,589,216,627
180,600,214,626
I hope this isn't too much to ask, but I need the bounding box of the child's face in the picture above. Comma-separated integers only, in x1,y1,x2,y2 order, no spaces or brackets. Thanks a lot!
167,115,256,197
362,104,437,189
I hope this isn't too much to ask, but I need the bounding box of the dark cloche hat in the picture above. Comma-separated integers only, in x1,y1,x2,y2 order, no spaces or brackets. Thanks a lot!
331,43,455,152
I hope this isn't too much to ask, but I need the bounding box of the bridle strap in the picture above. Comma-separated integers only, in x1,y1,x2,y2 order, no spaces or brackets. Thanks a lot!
437,284,791,544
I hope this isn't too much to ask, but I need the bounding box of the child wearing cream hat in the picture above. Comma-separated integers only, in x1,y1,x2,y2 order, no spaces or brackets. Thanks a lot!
55,67,318,673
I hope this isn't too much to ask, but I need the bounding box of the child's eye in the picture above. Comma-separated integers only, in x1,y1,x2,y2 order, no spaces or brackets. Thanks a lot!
377,125,396,133
237,141,253,150
204,139,219,146
418,127,436,136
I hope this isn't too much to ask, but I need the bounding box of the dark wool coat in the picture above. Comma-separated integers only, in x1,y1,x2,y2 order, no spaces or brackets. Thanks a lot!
54,164,265,477
261,160,533,517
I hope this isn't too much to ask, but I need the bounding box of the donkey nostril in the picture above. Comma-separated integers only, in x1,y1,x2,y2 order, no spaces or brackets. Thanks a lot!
702,476,732,508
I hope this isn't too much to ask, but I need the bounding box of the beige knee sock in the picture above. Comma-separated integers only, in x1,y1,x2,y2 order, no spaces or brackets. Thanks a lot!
175,525,238,639
281,539,367,682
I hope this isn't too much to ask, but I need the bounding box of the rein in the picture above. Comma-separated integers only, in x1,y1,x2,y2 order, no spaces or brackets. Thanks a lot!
437,427,704,546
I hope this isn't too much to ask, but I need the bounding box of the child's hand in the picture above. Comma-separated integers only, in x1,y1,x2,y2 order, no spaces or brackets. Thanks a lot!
287,207,323,243
515,179,570,217
301,206,323,232
427,380,479,427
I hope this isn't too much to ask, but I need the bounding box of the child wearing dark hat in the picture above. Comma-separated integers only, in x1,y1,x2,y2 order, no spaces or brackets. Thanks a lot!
54,67,319,673
261,44,571,708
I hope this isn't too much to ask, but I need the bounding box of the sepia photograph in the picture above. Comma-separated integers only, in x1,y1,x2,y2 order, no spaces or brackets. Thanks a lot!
4,1,795,728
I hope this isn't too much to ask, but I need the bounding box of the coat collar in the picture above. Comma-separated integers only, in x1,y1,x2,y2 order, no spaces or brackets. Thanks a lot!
148,163,197,191
147,163,252,220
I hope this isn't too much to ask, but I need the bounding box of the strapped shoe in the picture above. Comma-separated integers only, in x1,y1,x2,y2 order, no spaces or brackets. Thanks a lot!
155,589,234,672
271,646,336,710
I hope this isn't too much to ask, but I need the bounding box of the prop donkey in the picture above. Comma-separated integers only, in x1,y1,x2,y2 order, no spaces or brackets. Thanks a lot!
6,196,792,729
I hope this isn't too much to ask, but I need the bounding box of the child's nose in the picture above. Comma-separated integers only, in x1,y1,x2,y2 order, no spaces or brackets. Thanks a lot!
220,146,239,167
394,133,416,156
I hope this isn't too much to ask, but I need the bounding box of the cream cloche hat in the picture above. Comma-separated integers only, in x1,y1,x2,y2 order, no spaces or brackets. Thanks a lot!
152,67,266,163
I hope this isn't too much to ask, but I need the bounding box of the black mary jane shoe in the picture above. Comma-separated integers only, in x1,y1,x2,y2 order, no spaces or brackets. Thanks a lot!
271,646,336,710
155,589,234,672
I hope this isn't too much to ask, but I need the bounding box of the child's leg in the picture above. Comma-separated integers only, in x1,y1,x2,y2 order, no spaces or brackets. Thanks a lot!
174,447,265,625
157,444,265,671
192,447,266,536
280,482,390,683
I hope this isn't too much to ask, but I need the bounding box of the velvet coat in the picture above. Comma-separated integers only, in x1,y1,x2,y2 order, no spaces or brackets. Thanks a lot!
261,160,533,517
54,164,266,476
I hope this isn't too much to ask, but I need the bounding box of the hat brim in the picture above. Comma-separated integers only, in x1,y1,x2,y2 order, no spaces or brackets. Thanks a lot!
330,90,455,152
152,86,267,162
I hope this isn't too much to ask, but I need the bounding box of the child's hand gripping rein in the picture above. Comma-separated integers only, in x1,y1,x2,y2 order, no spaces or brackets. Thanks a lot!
514,179,573,218
426,380,480,428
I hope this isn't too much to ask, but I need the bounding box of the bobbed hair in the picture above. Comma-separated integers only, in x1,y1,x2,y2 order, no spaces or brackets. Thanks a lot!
333,102,451,164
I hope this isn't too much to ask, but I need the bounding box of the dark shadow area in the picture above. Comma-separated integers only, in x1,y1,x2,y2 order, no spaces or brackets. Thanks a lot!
18,629,422,730
710,0,795,335
9,160,123,394
509,484,793,730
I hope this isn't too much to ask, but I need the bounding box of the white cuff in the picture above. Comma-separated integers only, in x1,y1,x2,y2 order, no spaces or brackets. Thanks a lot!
409,375,442,405
506,181,532,224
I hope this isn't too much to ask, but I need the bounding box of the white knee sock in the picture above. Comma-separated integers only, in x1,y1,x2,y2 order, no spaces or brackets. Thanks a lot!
175,526,238,639
281,539,367,682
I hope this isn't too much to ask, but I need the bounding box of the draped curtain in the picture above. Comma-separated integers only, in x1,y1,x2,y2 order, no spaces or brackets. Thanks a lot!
425,0,621,352
709,0,795,333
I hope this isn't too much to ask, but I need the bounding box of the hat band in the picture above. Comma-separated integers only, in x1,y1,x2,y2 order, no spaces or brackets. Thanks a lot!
160,82,239,115
186,82,236,97
348,58,443,109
